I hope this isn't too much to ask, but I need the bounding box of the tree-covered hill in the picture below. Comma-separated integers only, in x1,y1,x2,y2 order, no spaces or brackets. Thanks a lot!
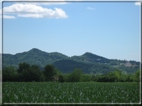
3,48,69,68
71,52,110,64
53,59,93,73
53,59,118,74
2,48,140,74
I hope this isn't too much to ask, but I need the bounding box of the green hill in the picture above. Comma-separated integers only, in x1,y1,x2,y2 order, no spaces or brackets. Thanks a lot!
71,52,110,64
2,48,140,74
3,48,69,68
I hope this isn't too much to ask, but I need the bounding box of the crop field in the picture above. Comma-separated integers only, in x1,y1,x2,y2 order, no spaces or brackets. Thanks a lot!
3,82,140,104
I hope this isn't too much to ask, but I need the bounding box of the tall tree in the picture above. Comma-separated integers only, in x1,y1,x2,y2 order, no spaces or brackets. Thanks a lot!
30,65,42,81
43,65,57,81
67,68,83,82
17,62,30,81
81,74,91,82
3,66,17,82
18,62,30,73
134,70,140,83
17,63,43,82
58,74,65,82
114,70,122,82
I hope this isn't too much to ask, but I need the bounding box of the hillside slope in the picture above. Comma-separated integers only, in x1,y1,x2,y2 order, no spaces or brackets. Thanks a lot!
3,48,69,68
2,48,140,74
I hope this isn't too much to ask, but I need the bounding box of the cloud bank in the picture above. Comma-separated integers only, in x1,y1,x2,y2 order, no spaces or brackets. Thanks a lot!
2,3,68,19
3,15,16,19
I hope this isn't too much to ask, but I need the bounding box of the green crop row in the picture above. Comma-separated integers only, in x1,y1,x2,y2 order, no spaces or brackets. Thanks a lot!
3,82,140,104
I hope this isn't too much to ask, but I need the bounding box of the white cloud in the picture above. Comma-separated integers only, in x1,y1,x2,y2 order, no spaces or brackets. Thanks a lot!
87,7,95,10
135,2,141,6
3,15,16,19
18,14,43,18
2,3,68,19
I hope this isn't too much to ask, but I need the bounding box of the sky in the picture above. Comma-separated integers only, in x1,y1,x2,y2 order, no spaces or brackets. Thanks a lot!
2,1,141,62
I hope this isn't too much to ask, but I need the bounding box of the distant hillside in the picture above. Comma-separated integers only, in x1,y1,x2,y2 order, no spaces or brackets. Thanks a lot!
71,52,110,64
2,48,140,74
53,59,93,73
3,48,69,68
53,59,117,74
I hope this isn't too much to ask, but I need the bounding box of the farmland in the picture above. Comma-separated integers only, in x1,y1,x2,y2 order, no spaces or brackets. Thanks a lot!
3,82,140,104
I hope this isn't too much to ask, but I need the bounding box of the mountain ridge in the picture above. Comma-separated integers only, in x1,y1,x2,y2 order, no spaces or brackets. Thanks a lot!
2,48,140,74
3,48,139,62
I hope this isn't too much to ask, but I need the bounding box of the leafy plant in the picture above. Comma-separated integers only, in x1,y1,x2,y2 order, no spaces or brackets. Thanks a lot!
3,82,140,103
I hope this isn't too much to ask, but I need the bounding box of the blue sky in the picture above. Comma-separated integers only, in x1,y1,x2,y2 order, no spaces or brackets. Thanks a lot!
2,1,141,61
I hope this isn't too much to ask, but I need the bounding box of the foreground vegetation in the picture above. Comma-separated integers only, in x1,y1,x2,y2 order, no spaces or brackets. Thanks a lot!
3,62,140,104
3,82,140,103
3,62,140,82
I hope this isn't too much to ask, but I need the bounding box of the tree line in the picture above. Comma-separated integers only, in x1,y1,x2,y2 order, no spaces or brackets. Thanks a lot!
3,62,140,83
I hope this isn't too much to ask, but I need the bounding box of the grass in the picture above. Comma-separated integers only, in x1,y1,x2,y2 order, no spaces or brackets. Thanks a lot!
3,82,140,104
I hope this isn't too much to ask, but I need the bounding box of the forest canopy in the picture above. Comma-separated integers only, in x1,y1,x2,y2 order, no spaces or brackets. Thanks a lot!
3,62,140,83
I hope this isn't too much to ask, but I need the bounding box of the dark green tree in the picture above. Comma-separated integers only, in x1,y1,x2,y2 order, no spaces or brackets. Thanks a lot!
67,68,83,82
106,72,116,82
3,66,17,82
114,70,122,82
81,74,91,82
58,74,65,82
40,72,46,82
54,68,62,82
17,62,30,81
134,70,140,83
30,65,42,81
43,65,57,81
16,63,43,82
18,62,30,73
